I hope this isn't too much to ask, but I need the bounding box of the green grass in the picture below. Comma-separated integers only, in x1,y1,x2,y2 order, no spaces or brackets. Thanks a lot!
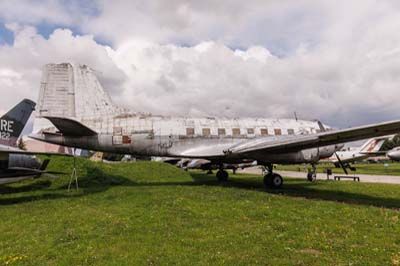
275,162,400,176
1,157,400,265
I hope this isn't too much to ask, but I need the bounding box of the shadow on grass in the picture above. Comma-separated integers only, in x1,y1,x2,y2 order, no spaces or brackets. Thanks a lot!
0,180,52,194
2,166,400,209
0,166,138,205
190,173,400,209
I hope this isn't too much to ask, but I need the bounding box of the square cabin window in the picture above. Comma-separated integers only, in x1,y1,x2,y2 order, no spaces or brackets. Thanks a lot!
218,128,226,136
113,127,122,135
287,129,295,135
274,128,282,135
247,128,255,135
260,128,268,136
232,128,241,136
202,128,211,136
186,128,195,136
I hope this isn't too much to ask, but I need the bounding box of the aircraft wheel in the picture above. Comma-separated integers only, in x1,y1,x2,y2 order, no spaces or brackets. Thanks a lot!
263,173,283,188
216,170,229,182
307,172,317,182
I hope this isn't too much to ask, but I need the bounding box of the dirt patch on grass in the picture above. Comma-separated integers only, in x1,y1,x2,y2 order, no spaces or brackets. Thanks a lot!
300,248,321,255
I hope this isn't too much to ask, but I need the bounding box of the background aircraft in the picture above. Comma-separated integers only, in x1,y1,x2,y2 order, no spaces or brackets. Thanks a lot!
0,99,65,185
387,147,400,161
153,156,257,174
179,158,257,174
31,63,400,188
322,137,388,167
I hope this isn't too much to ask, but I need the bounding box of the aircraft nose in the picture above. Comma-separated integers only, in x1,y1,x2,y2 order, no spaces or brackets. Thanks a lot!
387,150,400,160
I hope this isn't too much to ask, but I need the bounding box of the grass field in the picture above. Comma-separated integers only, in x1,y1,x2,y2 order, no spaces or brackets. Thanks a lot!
1,157,400,265
275,162,400,176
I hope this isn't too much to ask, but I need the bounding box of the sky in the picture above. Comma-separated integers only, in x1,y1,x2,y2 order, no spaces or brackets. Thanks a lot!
1,0,400,128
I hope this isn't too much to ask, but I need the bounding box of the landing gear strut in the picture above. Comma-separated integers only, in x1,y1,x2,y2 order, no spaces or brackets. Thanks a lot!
263,163,283,189
307,164,317,182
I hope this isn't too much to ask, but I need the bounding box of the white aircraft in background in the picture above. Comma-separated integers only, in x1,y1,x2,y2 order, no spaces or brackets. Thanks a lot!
387,147,400,161
322,137,388,167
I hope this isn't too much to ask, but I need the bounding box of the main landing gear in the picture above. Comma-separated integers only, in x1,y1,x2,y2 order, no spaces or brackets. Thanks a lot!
307,164,317,182
263,163,283,189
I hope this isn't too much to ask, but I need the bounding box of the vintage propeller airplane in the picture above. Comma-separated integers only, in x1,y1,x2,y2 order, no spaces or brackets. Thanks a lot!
31,63,400,188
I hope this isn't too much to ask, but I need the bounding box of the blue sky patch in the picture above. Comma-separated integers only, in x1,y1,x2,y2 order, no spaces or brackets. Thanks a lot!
0,23,14,45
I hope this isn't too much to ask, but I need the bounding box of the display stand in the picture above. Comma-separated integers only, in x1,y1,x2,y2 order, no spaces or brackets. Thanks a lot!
68,149,79,191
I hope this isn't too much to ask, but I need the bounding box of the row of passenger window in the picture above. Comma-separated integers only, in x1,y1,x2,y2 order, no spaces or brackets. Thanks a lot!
186,127,295,136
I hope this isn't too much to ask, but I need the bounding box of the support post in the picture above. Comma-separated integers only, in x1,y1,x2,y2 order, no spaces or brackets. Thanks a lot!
68,149,79,192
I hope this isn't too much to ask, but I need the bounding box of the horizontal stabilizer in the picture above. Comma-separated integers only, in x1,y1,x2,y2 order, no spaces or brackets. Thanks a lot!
43,116,97,136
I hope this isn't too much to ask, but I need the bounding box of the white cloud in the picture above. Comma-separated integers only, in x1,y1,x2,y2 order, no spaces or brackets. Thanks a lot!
0,25,126,112
1,1,400,129
0,0,96,26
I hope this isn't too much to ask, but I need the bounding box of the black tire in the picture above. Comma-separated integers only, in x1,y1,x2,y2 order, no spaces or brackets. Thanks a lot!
216,170,229,182
307,172,317,182
264,173,283,188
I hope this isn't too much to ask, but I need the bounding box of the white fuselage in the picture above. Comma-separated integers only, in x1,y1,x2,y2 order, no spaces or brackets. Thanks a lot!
34,115,340,165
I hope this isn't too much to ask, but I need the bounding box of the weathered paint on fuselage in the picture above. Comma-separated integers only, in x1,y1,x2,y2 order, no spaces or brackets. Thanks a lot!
34,115,339,164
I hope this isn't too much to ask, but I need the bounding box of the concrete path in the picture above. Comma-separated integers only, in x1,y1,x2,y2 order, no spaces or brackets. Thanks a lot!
238,167,400,185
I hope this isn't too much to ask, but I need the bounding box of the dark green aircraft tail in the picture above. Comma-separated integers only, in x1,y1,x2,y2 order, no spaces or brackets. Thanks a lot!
0,99,36,147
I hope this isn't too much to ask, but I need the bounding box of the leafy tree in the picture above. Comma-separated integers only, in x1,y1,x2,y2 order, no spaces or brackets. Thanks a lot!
381,134,400,151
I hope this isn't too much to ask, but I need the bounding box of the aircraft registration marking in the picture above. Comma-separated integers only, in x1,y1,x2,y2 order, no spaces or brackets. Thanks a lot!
0,120,14,141
0,120,14,133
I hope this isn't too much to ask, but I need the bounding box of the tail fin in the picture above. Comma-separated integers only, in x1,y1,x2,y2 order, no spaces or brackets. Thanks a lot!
0,99,35,147
36,63,118,120
359,137,387,153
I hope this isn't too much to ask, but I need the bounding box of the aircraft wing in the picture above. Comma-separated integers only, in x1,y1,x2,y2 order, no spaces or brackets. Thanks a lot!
228,120,400,156
0,144,72,157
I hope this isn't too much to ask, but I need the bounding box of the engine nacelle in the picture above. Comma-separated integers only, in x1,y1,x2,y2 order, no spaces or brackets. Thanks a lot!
318,145,340,159
300,148,320,162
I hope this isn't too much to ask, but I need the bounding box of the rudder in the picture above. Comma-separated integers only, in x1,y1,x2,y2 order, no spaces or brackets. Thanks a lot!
36,63,117,120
